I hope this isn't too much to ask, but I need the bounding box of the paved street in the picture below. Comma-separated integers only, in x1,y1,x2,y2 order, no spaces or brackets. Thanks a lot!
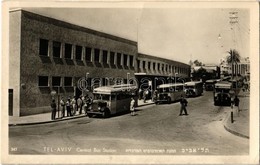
9,91,249,155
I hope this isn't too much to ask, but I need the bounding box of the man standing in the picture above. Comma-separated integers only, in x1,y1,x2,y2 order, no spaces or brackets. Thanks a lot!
234,95,240,116
51,99,57,120
66,97,72,117
60,97,65,118
77,96,83,114
130,97,136,116
179,96,188,116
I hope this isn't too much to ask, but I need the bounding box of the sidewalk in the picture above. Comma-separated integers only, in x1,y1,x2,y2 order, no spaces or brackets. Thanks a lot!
9,99,155,126
223,90,250,139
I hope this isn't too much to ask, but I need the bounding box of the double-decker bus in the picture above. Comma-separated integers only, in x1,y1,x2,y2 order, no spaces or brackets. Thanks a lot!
86,84,137,118
156,83,185,104
214,81,233,106
184,81,203,97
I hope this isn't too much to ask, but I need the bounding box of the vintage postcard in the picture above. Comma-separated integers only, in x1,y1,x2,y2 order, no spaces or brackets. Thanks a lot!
1,0,259,164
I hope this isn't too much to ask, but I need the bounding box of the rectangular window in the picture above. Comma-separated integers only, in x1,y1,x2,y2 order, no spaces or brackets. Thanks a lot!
143,61,146,69
158,63,160,71
110,52,115,64
86,47,92,62
38,76,49,87
117,53,121,66
162,64,164,71
123,54,128,66
166,65,168,72
94,49,100,62
52,76,61,87
103,50,108,64
148,62,151,70
75,45,82,60
64,77,73,87
65,43,72,59
153,62,156,70
53,41,61,58
129,55,134,67
137,60,140,68
39,39,49,56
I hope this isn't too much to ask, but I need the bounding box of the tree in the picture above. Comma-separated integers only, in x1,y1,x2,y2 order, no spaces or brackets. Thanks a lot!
226,49,241,78
193,60,203,66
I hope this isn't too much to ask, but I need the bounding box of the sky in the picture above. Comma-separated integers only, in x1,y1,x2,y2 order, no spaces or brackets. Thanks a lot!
25,7,250,65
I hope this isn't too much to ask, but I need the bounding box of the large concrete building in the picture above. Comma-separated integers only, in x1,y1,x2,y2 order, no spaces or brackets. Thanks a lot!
9,9,190,116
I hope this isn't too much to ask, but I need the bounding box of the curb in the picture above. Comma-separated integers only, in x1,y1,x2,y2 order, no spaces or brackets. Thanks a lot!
9,103,155,127
9,114,87,127
224,125,249,139
137,102,155,107
223,112,249,139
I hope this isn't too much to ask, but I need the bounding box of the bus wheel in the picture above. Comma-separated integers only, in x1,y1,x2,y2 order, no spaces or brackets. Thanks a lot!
87,113,93,118
102,109,110,118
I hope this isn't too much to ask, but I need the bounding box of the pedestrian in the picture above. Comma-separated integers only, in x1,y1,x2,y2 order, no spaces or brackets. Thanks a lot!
130,97,136,116
77,96,83,114
60,97,65,118
179,95,188,116
143,89,149,103
234,95,240,116
71,96,77,115
50,99,57,120
138,89,143,100
66,97,72,117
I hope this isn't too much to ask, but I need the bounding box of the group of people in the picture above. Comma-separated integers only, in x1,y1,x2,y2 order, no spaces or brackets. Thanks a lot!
50,95,93,120
138,89,159,103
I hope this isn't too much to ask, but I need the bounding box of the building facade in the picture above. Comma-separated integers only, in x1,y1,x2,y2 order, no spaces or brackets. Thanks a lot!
9,9,190,116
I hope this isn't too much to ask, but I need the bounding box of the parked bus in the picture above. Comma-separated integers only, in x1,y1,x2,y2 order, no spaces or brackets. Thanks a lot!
204,79,217,91
214,81,233,106
156,83,185,104
184,81,203,97
86,84,137,118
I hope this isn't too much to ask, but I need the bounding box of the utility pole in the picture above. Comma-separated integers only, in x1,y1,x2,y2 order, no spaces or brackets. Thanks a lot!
229,11,238,80
229,11,239,93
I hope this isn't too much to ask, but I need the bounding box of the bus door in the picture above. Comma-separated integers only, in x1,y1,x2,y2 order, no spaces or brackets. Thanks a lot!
116,94,131,113
110,94,117,114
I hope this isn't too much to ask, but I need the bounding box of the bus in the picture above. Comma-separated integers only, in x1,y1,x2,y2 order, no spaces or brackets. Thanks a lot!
156,83,185,104
214,81,233,106
184,81,203,97
86,84,137,118
204,79,217,91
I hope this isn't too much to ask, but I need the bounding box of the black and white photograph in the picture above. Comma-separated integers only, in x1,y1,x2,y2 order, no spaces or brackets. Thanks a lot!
1,1,259,164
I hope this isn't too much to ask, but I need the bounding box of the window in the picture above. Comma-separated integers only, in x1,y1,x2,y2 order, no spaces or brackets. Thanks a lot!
166,65,168,72
162,64,164,71
86,47,92,62
94,49,100,62
65,43,72,59
117,53,121,66
110,52,115,64
38,76,49,87
53,41,61,58
75,45,82,60
103,50,108,64
158,63,160,71
123,54,128,66
148,62,151,70
52,77,61,87
143,61,146,69
129,55,134,67
153,62,156,70
39,39,49,56
137,60,140,68
64,77,73,87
